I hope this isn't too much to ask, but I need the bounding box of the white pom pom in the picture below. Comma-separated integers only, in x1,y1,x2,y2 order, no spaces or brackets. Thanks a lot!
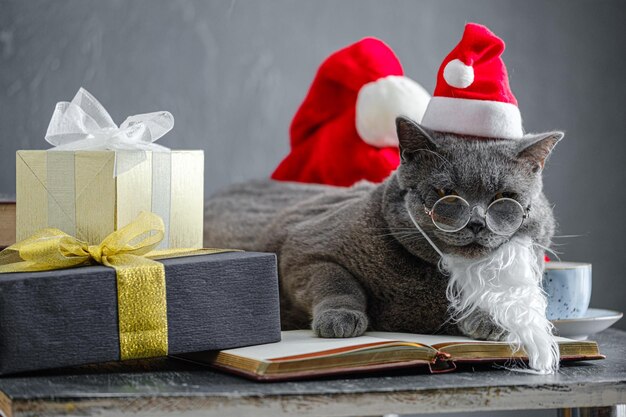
355,75,431,148
443,59,474,89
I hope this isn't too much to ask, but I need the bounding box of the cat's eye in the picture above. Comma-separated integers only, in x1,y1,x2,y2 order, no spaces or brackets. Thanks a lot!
436,188,458,198
494,191,518,201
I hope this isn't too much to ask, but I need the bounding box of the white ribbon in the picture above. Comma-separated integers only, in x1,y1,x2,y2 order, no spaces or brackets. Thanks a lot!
45,87,174,176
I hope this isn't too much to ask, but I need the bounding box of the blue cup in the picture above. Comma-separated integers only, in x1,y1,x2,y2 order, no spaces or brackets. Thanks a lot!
542,262,592,320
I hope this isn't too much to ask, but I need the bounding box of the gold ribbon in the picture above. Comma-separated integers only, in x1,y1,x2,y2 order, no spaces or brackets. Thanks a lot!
0,212,234,360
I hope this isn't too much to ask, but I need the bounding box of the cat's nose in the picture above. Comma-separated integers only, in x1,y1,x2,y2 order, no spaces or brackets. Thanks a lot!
466,219,486,234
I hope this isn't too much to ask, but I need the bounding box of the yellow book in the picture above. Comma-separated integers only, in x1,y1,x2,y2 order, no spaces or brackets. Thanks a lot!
177,330,603,381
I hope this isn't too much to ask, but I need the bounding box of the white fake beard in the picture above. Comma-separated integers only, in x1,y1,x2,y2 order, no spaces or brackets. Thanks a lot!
441,236,559,374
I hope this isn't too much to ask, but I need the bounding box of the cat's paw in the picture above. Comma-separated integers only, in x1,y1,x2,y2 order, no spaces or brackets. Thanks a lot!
458,311,508,341
312,308,368,338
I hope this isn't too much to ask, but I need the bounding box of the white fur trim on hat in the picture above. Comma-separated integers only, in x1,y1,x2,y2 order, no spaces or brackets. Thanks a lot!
421,96,523,139
356,75,431,148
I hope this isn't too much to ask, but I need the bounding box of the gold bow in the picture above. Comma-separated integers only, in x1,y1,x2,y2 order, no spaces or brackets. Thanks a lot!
0,212,233,360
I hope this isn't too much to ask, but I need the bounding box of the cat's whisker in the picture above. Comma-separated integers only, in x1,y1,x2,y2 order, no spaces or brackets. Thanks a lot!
393,230,426,237
396,235,427,244
368,230,419,236
365,227,422,231
374,229,424,234
374,231,420,238
386,237,425,246
372,227,431,238
434,316,457,335
533,243,562,260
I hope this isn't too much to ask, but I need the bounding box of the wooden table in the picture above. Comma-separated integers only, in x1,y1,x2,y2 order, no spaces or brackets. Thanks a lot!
0,329,624,417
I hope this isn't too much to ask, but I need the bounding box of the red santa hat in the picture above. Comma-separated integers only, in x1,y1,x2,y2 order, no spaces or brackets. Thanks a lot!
271,37,430,186
421,23,523,139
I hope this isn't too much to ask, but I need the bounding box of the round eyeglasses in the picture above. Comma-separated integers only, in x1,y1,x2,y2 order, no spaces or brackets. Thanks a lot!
423,195,530,236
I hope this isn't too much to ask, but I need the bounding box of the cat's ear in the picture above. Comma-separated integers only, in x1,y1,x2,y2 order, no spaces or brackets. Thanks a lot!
395,116,438,162
515,131,564,173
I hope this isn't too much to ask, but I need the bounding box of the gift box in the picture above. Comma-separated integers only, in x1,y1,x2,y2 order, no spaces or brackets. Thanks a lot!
0,247,280,375
16,150,204,249
16,88,204,249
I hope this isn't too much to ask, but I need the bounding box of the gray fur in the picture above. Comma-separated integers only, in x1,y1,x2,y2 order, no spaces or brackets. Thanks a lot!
204,117,563,339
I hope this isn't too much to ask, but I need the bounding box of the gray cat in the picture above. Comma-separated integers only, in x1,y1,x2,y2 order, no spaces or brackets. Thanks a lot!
204,117,562,340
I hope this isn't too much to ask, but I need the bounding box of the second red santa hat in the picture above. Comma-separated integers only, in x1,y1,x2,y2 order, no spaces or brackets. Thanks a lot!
421,23,523,139
272,37,430,186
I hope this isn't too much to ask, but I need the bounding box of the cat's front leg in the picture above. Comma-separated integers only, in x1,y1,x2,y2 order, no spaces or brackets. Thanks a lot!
297,262,368,338
457,310,508,341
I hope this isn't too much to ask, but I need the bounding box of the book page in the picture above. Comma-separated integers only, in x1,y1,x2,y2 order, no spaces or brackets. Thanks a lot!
365,331,495,346
220,330,581,362
221,330,415,362
367,331,576,347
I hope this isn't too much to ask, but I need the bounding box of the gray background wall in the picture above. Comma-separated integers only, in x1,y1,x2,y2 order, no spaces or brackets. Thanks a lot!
0,0,624,336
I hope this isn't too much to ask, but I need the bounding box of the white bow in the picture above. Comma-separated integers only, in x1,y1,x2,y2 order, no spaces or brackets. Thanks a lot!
45,87,174,176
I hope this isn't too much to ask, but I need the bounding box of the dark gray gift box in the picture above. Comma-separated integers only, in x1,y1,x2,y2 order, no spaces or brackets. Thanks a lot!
0,251,281,375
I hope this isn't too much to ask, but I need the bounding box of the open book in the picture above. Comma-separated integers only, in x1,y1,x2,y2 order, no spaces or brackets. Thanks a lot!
177,330,603,381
